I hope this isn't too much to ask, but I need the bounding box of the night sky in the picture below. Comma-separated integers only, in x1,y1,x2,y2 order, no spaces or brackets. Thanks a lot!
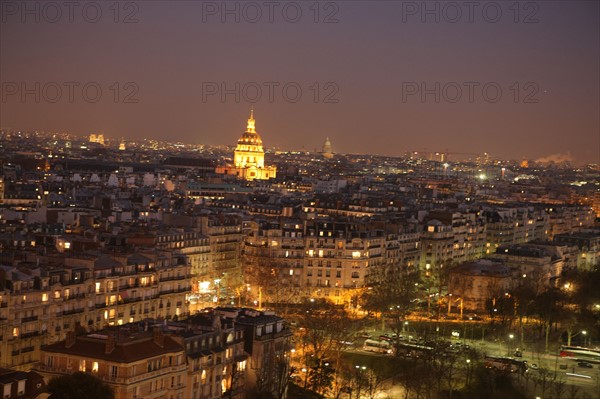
1,1,598,164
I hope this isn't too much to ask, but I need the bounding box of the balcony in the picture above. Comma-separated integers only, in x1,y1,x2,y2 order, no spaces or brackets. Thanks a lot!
159,287,190,295
62,308,84,316
20,331,41,339
160,275,188,282
22,315,38,322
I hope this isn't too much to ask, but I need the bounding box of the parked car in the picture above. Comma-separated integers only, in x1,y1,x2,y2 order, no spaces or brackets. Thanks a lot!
578,361,593,368
514,350,522,357
529,363,539,370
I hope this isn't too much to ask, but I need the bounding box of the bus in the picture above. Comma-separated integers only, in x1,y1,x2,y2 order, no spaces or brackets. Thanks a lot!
559,346,600,364
395,342,434,359
484,356,528,373
363,339,393,354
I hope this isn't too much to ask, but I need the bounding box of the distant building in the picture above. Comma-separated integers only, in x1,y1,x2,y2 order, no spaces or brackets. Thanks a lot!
448,259,512,311
492,243,564,291
554,230,600,270
216,110,277,181
322,137,333,159
89,134,105,146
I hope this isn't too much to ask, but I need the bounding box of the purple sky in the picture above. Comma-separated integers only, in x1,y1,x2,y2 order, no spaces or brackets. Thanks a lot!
1,1,599,164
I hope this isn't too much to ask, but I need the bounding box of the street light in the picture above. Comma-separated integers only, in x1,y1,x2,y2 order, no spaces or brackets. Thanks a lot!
508,334,515,356
465,359,472,386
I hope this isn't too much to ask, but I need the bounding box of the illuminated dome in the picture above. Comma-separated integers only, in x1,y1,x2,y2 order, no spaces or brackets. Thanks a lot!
323,137,334,159
234,108,265,168
217,109,277,180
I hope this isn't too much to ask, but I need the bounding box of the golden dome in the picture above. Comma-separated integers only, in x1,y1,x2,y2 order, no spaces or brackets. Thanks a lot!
237,108,263,146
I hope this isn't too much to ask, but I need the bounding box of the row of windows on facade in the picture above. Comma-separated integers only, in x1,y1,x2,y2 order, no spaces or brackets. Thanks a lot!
306,270,359,278
306,249,373,258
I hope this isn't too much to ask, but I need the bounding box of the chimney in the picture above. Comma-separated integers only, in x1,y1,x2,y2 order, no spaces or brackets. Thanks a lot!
105,334,116,354
65,331,76,348
153,328,165,348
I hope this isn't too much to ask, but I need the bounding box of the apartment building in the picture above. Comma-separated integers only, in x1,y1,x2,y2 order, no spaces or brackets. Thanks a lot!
37,328,187,399
216,307,292,399
0,250,190,371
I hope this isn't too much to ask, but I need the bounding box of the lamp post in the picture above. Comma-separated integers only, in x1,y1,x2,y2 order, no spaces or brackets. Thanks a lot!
465,359,472,386
214,278,221,305
508,334,514,356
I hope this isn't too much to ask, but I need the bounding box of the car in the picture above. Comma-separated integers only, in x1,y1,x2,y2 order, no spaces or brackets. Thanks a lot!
514,350,522,357
578,361,593,368
529,363,539,370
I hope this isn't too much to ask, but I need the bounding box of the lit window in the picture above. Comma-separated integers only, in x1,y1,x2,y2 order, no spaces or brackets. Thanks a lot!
352,251,361,259
92,361,99,372
79,359,86,371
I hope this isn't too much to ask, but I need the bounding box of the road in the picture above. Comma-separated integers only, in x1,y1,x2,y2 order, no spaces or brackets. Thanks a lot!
348,334,600,397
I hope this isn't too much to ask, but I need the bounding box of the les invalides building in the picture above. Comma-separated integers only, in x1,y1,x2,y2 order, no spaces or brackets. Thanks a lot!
216,109,277,180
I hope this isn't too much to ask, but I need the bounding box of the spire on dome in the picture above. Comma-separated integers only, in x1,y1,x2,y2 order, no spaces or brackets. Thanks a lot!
246,108,256,133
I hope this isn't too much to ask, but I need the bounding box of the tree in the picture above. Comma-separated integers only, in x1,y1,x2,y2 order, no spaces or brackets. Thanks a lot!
531,288,565,353
48,372,114,399
295,301,359,397
360,271,419,330
244,256,299,313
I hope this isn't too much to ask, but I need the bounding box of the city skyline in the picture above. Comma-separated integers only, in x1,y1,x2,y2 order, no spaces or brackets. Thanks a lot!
1,1,599,164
